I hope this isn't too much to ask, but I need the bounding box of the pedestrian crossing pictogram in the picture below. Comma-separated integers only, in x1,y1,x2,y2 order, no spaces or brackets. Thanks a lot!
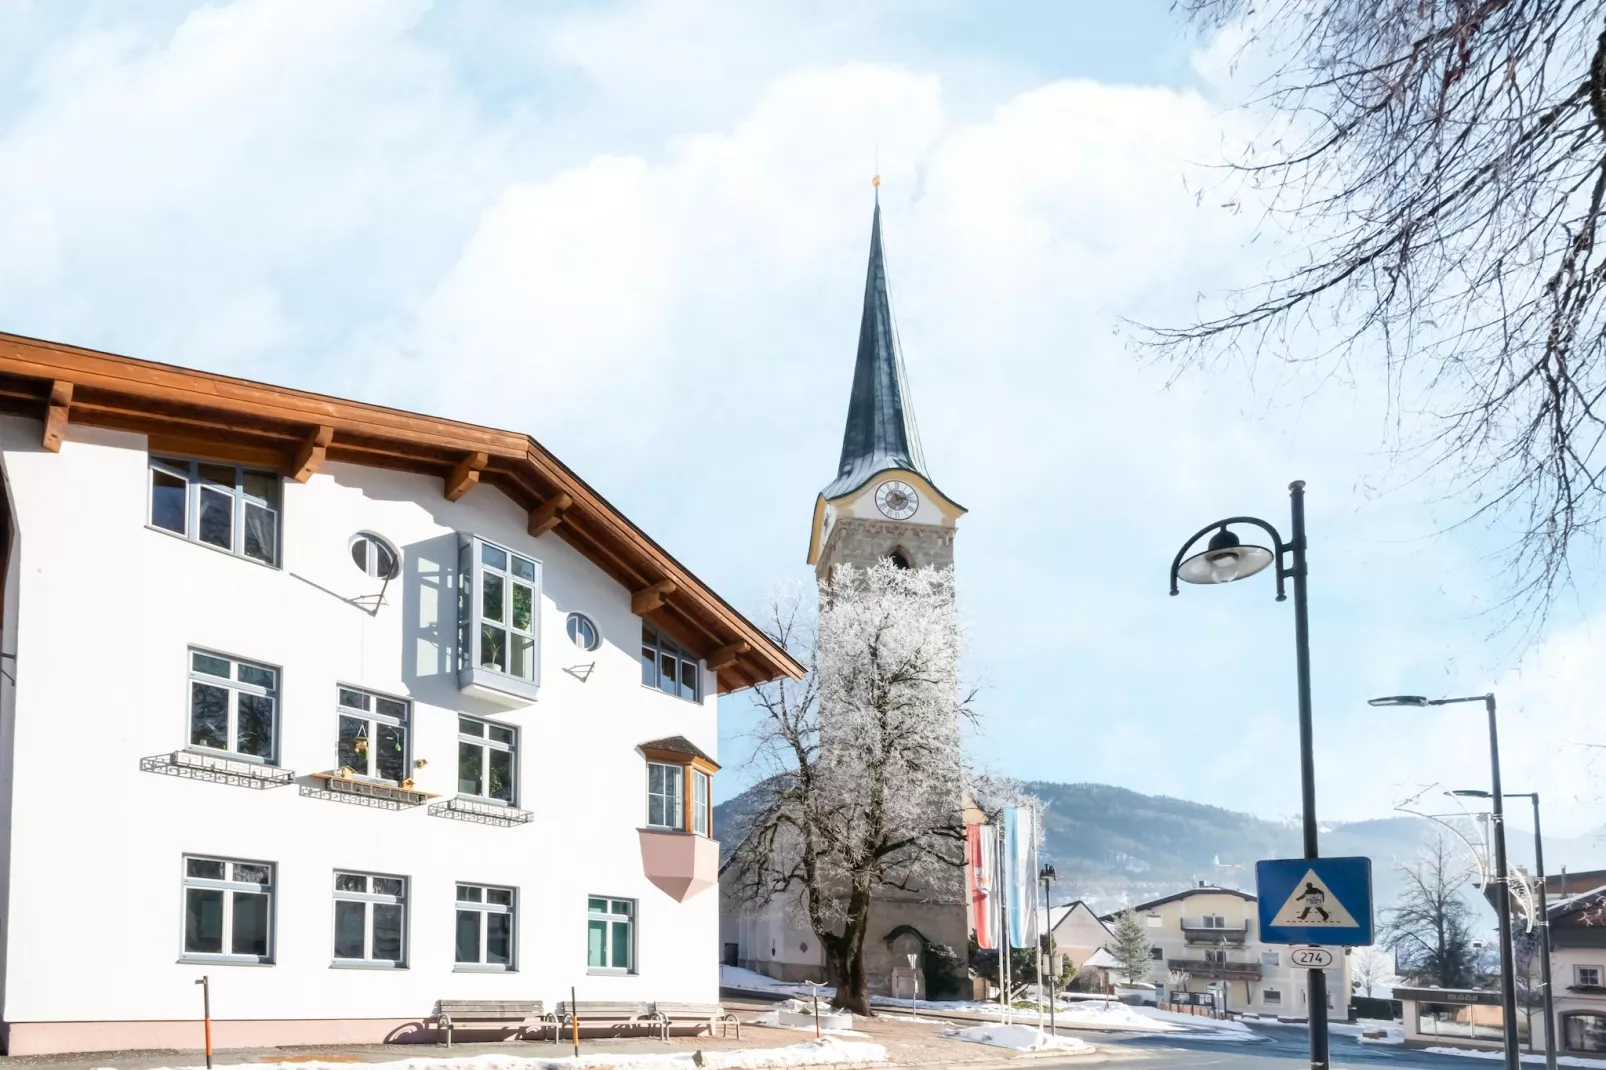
1269,870,1359,927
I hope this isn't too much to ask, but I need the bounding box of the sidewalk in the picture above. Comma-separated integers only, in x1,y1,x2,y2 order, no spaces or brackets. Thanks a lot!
0,1000,1114,1070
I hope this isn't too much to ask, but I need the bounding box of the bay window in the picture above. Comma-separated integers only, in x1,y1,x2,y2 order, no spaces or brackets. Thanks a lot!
639,739,717,836
647,762,683,830
457,535,542,703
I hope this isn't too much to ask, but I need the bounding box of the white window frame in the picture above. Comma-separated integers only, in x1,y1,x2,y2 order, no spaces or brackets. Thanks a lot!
1261,950,1280,966
692,769,711,837
331,871,407,968
455,883,517,971
456,535,542,701
566,613,600,651
457,715,517,806
1204,949,1227,964
587,896,636,974
1262,988,1282,1006
640,623,701,703
188,649,279,763
1201,914,1226,928
149,456,281,566
336,686,410,782
181,855,274,964
1579,966,1603,987
349,532,400,579
646,761,684,830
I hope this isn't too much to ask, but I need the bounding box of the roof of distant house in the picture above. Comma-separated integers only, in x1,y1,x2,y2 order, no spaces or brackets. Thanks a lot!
1098,885,1256,921
1082,948,1121,970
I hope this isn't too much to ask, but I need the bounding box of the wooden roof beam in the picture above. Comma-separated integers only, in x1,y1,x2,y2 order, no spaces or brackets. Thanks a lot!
527,492,573,538
444,451,487,502
632,579,678,615
290,425,334,483
42,381,71,452
706,641,751,672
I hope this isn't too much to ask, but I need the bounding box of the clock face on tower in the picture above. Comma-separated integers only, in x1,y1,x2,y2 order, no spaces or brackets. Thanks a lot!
875,480,920,520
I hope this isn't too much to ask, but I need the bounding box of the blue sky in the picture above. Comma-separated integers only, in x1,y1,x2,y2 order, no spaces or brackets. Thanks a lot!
3,0,1602,846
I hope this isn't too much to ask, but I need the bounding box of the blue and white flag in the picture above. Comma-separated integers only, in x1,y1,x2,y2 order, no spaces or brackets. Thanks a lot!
1003,805,1038,949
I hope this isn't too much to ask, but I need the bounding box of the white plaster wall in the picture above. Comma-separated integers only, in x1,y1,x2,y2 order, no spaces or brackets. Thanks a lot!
0,418,722,1023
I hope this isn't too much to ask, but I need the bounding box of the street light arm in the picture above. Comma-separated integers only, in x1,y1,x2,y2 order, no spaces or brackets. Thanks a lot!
1168,515,1288,599
1428,694,1496,707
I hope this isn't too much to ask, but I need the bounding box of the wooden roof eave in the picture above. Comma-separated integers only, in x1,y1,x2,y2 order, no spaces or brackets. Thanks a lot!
0,331,804,691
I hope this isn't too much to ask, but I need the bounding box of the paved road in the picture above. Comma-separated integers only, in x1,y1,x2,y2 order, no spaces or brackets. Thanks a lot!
1074,1022,1491,1070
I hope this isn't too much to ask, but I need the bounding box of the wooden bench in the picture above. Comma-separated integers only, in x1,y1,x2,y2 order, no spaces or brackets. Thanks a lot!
435,1000,547,1046
551,1000,654,1043
650,1001,739,1040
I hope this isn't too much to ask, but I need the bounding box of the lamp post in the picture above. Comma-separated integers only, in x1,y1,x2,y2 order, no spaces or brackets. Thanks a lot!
1369,693,1518,1070
1451,788,1556,1070
1168,480,1328,1070
1041,864,1057,1036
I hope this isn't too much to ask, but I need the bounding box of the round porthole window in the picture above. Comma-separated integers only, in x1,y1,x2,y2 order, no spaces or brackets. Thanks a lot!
566,612,600,651
350,532,399,580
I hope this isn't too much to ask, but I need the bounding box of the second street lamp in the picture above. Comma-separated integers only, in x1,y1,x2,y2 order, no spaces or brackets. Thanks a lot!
1452,788,1556,1070
1040,864,1057,1036
1169,480,1330,1070
1369,693,1519,1070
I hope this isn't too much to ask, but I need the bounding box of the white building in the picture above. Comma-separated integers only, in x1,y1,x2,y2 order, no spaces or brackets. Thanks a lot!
0,333,799,1055
1103,884,1350,1018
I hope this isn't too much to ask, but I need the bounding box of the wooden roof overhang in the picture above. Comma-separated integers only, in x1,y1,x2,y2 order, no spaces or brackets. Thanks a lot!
0,331,803,693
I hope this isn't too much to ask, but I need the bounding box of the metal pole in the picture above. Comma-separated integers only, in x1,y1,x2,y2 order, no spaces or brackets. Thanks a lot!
195,975,212,1070
1044,875,1056,1037
1486,696,1521,1070
1531,794,1557,1070
571,985,579,1057
1288,481,1330,1070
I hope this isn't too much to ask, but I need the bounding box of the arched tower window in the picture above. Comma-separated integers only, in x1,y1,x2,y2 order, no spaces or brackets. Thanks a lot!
887,549,912,570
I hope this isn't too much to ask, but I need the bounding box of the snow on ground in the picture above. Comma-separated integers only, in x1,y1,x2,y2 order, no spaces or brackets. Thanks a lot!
1420,1047,1606,1067
110,1038,889,1070
750,1003,869,1039
943,1024,1096,1054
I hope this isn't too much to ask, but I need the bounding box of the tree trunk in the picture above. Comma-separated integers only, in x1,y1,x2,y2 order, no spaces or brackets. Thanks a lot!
828,886,874,1015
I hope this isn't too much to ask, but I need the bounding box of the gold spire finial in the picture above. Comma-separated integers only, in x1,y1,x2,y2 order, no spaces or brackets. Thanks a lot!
872,174,881,188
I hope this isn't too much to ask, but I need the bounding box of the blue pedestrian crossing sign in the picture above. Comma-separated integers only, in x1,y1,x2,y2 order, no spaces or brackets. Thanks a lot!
1255,856,1374,946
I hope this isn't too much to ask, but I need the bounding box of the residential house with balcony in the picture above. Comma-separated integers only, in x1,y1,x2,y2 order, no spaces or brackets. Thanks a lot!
0,332,801,1056
1102,883,1349,1018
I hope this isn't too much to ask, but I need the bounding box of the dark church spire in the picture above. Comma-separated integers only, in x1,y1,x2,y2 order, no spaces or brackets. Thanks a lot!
821,188,932,500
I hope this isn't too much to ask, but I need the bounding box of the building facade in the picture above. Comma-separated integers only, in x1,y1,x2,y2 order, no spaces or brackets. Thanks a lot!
0,334,799,1055
1046,901,1115,989
1104,884,1350,1018
720,190,971,998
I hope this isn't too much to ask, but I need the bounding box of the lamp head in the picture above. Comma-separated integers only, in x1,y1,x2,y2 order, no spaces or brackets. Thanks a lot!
1040,864,1056,883
1447,789,1492,799
1368,695,1430,707
1176,526,1275,586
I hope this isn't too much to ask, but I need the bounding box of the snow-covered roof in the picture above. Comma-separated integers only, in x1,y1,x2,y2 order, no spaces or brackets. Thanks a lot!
1082,948,1120,969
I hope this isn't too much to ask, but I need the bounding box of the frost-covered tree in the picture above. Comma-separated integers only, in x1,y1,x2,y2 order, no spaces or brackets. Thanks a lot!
1384,836,1480,988
1349,945,1395,996
724,563,974,1015
1110,909,1154,984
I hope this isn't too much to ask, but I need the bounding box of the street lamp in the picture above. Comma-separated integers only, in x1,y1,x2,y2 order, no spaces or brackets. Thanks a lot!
1040,864,1057,1036
1368,693,1518,1070
1169,480,1328,1070
1451,788,1556,1070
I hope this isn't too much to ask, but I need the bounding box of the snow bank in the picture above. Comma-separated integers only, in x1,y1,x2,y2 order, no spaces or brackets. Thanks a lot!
943,1024,1096,1054
99,1037,888,1070
1420,1047,1606,1067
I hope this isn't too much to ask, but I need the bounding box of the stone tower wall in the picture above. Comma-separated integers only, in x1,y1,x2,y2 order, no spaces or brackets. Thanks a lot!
815,517,955,581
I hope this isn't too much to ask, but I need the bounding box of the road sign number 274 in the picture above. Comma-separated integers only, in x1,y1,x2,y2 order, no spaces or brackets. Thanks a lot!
1291,947,1334,968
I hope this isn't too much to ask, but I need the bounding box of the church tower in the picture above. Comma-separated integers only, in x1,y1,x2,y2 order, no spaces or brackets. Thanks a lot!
807,191,965,579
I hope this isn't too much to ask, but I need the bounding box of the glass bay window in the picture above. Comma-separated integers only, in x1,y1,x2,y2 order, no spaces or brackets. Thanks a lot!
457,534,542,704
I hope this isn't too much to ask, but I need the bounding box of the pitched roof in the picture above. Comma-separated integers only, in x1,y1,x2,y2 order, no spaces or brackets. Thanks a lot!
639,735,719,769
1082,948,1121,970
821,196,940,502
1048,901,1110,934
0,330,803,692
1099,886,1256,921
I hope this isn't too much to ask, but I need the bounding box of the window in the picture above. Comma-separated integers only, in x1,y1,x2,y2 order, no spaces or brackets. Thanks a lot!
183,856,273,963
1263,989,1282,1006
1579,966,1602,988
332,872,406,967
350,533,399,579
566,613,600,651
458,716,516,804
693,769,711,837
1261,950,1280,966
457,536,541,701
1149,946,1163,961
1201,914,1226,928
647,762,683,830
1146,914,1162,928
150,457,280,566
456,884,516,970
640,623,699,702
189,650,278,761
1205,949,1227,964
337,687,409,782
1565,1014,1606,1053
887,550,911,569
587,897,635,972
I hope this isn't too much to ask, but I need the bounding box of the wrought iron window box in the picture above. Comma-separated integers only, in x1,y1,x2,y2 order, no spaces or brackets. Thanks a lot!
428,796,533,828
141,750,295,790
302,771,437,810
